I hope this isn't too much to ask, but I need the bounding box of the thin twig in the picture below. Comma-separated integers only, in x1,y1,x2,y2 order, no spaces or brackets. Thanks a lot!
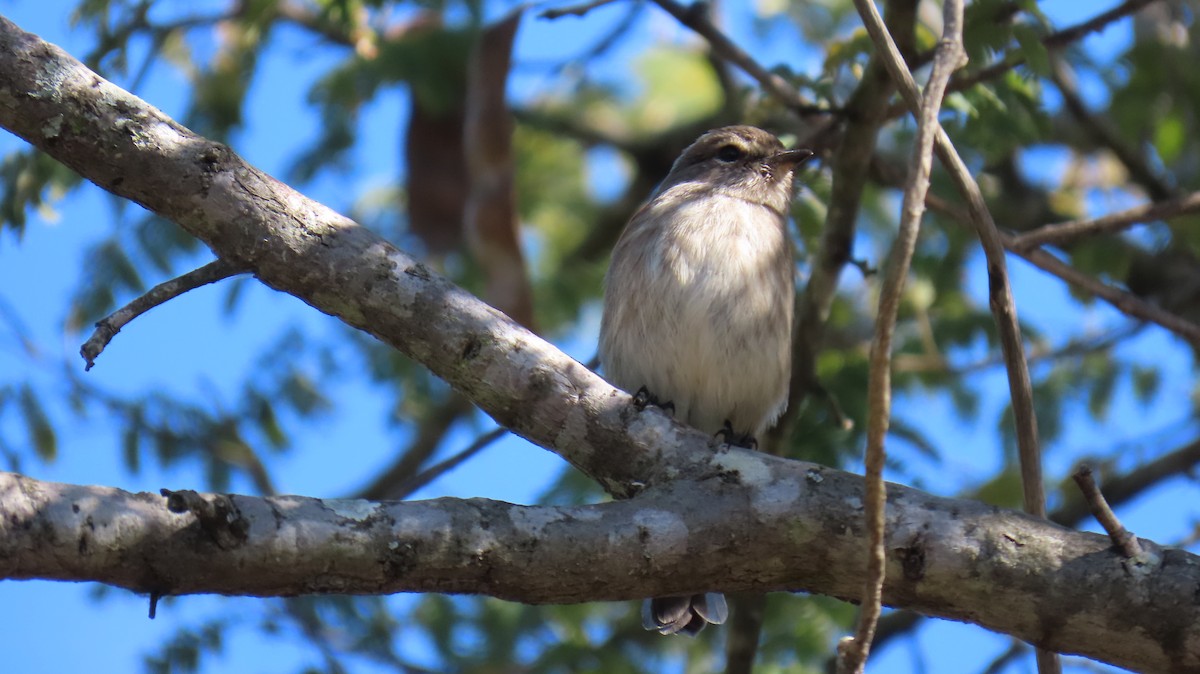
1043,0,1160,49
1072,465,1144,558
1008,241,1200,348
890,0,1160,119
854,1,1058,672
354,394,475,500
863,7,1047,517
1055,436,1200,528
390,426,509,500
981,641,1028,674
539,0,620,20
894,322,1144,376
648,0,830,115
838,3,965,674
922,194,1200,348
1051,57,1172,201
80,258,244,371
1009,191,1200,250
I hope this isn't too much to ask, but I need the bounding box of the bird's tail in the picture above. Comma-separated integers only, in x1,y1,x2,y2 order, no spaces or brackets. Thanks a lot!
641,593,729,636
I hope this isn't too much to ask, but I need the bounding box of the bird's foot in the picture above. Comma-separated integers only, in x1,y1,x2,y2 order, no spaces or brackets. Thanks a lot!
633,386,675,416
716,420,757,449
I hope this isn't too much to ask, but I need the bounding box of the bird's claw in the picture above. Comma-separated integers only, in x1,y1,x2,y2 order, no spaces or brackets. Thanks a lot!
633,386,675,416
716,419,757,449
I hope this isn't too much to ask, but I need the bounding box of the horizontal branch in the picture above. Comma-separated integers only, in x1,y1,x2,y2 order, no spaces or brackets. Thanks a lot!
2,468,1198,673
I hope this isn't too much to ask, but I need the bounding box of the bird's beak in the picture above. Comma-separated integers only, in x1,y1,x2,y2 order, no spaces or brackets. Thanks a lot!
767,148,814,168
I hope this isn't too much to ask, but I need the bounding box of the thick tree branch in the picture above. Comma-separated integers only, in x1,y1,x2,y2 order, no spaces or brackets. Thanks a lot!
3,468,1199,673
844,434,1200,668
0,14,696,499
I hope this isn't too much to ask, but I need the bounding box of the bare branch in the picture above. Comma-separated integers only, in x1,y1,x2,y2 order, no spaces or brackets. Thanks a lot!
892,0,1161,121
1051,58,1173,201
833,434,1200,669
539,0,621,20
922,194,1200,347
648,0,830,115
3,468,1198,674
353,394,475,501
1009,191,1200,251
1042,0,1161,50
860,3,1045,519
390,426,508,500
854,2,1055,670
774,0,919,448
910,0,1156,72
1008,242,1200,348
1072,465,1145,559
1054,437,1200,528
840,1,966,672
893,323,1143,376
79,258,244,371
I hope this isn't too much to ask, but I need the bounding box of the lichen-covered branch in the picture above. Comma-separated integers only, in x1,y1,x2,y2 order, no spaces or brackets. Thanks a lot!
2,468,1198,673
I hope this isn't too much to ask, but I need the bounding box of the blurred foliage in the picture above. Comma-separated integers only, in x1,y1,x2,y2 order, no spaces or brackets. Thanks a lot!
3,0,1200,673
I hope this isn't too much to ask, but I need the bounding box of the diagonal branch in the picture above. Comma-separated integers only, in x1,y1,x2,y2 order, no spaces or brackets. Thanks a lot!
648,0,830,116
1051,57,1173,201
922,193,1200,347
890,0,1161,121
80,258,245,370
1008,191,1200,251
854,0,1044,518
0,14,692,499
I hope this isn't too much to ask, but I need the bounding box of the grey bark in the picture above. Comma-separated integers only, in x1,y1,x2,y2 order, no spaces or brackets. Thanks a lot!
3,468,1199,673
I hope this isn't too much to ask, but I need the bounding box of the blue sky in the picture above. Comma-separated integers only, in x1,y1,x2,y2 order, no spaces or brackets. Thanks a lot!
1,2,1194,673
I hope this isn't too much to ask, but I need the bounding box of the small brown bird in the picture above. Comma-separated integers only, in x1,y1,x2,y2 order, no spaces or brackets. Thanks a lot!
599,125,811,635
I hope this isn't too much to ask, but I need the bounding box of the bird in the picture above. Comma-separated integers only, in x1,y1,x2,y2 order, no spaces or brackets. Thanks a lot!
599,125,811,635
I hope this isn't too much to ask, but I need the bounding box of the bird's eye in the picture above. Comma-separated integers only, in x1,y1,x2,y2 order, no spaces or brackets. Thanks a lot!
715,144,744,162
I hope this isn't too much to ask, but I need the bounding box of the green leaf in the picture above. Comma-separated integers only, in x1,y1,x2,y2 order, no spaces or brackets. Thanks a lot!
1011,23,1050,77
1153,112,1186,165
18,384,56,461
122,423,140,474
1131,365,1161,405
